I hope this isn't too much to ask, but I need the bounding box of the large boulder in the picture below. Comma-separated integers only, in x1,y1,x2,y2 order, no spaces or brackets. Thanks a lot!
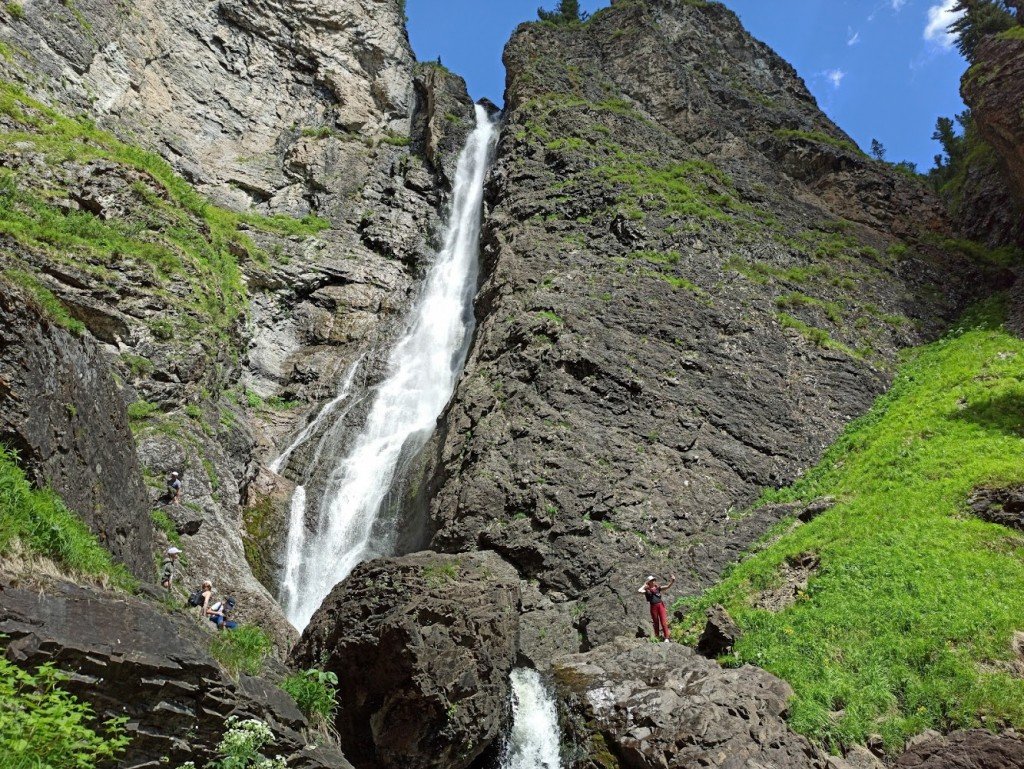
895,729,1024,769
0,577,351,769
290,551,522,769
551,638,829,769
0,286,154,578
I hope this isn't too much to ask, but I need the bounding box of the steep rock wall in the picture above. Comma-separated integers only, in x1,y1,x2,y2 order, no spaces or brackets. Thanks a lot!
426,0,994,647
0,284,154,578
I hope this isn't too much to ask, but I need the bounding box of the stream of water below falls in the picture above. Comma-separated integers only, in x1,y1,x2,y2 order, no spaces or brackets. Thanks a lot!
501,668,563,769
279,104,498,630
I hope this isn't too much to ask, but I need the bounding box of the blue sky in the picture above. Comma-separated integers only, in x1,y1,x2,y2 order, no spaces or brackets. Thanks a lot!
406,0,968,171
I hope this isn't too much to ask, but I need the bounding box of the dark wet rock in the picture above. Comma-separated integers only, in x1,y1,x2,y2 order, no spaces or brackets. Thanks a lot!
968,485,1024,531
291,551,521,769
894,729,1024,769
424,0,994,647
0,285,154,578
696,604,741,658
518,581,579,669
551,638,829,769
0,577,351,769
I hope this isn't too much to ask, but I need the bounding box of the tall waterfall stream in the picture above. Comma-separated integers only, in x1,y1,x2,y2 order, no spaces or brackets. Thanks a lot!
278,105,498,630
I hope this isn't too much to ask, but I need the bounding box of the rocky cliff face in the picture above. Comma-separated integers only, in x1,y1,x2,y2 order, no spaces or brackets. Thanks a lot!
0,285,154,578
957,34,1024,248
425,0,993,647
0,0,475,642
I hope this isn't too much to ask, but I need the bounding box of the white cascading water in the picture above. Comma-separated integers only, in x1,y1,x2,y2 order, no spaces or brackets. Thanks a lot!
283,105,498,629
501,669,563,769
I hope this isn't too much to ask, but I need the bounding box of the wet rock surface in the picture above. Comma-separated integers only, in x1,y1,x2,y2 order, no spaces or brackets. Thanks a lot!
894,729,1024,769
551,638,829,769
0,286,154,578
427,0,991,647
0,577,351,769
291,551,522,769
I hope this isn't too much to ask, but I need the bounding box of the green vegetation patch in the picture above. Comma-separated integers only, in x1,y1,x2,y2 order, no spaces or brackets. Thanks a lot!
281,669,339,729
2,269,84,334
679,298,1024,752
775,128,862,155
210,625,272,678
0,81,327,352
0,652,130,769
0,445,135,588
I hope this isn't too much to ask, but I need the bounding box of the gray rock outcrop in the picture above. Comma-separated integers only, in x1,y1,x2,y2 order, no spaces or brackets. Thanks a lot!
291,551,522,769
894,729,1024,769
551,638,829,769
0,577,351,769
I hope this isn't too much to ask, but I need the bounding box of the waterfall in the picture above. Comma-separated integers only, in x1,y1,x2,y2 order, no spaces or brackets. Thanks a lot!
282,104,498,630
501,669,563,769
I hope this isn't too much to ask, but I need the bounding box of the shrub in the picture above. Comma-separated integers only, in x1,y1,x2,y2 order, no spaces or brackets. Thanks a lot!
0,653,130,768
280,669,339,728
179,717,285,769
127,400,160,421
210,626,272,677
5,2,24,20
0,445,134,587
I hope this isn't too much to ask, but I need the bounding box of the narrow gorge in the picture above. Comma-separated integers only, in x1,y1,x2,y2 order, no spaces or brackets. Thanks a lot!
2,0,1024,768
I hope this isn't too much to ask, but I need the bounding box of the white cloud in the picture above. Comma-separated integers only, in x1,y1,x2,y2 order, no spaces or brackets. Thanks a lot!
891,0,907,11
823,68,846,88
847,28,861,45
924,0,964,49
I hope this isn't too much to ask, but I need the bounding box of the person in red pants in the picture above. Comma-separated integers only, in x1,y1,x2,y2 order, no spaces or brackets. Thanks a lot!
639,574,676,642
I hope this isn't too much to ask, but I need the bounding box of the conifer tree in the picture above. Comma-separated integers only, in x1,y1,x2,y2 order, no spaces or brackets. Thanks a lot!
537,0,583,24
949,0,1015,60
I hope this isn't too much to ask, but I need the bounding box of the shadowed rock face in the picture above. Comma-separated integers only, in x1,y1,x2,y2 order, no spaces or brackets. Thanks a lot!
424,0,992,648
0,287,154,578
958,36,1024,248
291,551,522,769
551,638,829,769
964,37,1024,203
894,730,1024,769
0,577,352,769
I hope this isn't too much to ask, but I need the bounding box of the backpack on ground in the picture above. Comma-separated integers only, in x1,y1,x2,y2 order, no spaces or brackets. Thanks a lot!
187,589,203,607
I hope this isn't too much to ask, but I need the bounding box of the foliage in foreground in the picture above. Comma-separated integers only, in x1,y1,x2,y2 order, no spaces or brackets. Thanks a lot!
280,669,339,728
210,626,272,678
0,652,130,769
178,717,285,769
0,445,135,588
679,298,1024,753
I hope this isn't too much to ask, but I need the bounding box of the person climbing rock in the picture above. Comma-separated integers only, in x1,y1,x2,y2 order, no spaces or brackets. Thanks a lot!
166,471,182,505
160,546,181,589
199,579,215,618
639,574,675,642
209,596,239,631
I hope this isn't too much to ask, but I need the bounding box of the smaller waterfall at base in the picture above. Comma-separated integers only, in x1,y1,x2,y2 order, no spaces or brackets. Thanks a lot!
501,669,563,769
278,484,307,609
282,105,498,630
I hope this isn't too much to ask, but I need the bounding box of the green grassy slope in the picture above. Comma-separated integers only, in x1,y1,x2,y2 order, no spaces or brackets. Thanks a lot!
680,298,1024,752
0,445,134,588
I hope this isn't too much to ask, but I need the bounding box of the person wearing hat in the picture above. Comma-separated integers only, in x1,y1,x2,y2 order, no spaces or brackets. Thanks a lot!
638,573,676,642
166,471,182,505
208,596,238,631
161,546,182,589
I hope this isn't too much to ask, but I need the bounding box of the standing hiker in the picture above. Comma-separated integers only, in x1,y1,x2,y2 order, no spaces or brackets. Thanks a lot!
160,546,181,589
166,471,182,505
639,574,676,642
